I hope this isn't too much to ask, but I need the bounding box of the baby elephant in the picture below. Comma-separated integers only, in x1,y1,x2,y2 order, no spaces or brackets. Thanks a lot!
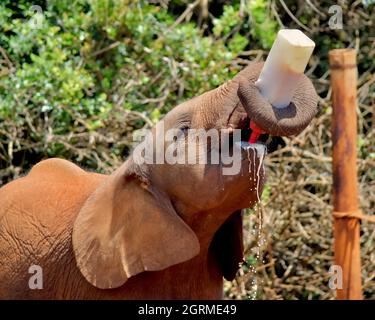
0,63,317,299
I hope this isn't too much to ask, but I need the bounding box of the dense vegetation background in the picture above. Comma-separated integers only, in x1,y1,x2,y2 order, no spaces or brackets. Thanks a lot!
0,0,374,299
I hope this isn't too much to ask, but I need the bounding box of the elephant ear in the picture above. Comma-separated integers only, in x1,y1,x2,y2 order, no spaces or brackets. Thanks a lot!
72,160,200,289
210,210,244,281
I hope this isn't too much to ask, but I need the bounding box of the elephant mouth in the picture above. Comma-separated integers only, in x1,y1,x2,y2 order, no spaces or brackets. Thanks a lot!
226,103,283,154
253,133,285,154
239,124,284,154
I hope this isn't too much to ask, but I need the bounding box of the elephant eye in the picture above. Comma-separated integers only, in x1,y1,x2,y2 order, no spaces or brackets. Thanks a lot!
174,126,189,142
180,126,189,133
172,126,189,142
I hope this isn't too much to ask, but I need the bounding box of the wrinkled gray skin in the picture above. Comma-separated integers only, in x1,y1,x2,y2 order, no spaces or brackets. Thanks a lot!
0,62,317,299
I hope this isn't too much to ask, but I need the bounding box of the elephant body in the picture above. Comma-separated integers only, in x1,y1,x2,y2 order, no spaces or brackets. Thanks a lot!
0,159,226,299
0,63,317,299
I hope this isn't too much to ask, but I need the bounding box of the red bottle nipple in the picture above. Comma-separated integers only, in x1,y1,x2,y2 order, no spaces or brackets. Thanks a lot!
249,121,265,143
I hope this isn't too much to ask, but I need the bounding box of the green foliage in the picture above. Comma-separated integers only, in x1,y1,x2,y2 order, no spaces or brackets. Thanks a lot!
261,184,270,202
213,5,242,37
248,0,278,49
0,1,110,136
0,0,248,175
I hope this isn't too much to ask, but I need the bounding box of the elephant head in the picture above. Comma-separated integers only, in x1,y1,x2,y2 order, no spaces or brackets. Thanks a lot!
72,62,318,289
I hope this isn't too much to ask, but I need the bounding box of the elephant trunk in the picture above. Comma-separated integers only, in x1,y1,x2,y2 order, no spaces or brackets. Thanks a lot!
236,63,318,137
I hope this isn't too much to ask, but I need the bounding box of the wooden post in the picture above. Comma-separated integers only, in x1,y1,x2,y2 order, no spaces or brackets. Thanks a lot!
329,48,362,299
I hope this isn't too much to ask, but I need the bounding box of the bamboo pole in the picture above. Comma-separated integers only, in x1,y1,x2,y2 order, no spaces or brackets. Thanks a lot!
329,48,362,300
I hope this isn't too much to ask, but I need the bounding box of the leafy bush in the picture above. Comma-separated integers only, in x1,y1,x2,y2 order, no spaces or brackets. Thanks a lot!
0,0,257,176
